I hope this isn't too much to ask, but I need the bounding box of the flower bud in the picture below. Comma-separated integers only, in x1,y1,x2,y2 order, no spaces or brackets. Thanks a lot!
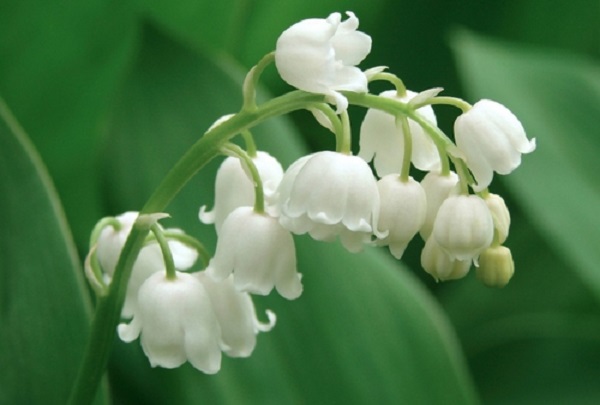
476,246,515,287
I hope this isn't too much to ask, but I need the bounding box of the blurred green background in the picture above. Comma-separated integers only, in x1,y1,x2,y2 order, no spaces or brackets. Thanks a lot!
1,0,599,404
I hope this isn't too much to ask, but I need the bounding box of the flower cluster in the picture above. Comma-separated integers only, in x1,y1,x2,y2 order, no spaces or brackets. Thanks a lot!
84,10,535,377
86,212,275,373
270,11,534,286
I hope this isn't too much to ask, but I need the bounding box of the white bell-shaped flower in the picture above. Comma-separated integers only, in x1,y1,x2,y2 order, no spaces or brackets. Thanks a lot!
432,195,494,262
275,11,371,113
92,212,198,318
455,99,536,191
376,175,427,259
359,90,440,176
199,152,283,235
206,206,302,300
484,193,511,244
118,271,225,374
278,151,382,253
419,170,460,240
195,272,276,358
421,236,471,281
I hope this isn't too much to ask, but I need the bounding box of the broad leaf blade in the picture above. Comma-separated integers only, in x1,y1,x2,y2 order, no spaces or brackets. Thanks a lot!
103,26,478,404
0,0,138,246
0,100,106,403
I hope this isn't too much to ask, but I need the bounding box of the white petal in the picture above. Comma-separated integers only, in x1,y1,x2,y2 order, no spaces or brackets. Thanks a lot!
211,207,301,299
408,87,444,106
309,107,335,132
376,175,427,259
419,170,459,240
117,316,142,343
198,205,216,224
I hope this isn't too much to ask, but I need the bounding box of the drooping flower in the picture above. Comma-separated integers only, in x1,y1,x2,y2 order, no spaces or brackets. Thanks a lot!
275,11,371,113
199,152,283,235
421,236,471,281
118,271,225,374
206,206,302,300
432,194,494,262
455,99,536,191
419,170,459,240
91,212,198,318
195,272,276,358
278,151,383,253
376,175,427,259
359,90,440,176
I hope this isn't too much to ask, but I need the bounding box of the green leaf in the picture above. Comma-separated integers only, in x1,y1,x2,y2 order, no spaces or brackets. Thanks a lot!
133,0,386,67
449,31,600,403
0,0,138,246
451,30,600,301
102,25,478,404
0,99,106,404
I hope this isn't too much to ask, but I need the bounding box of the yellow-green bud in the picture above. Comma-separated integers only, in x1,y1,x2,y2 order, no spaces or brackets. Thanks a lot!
476,246,514,287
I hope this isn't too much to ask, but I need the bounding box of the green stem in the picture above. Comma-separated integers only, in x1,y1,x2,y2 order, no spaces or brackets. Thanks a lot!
223,143,265,213
241,130,257,157
397,115,412,182
150,223,176,280
451,156,471,195
163,232,212,268
89,216,121,248
345,92,457,178
368,72,407,96
413,96,472,113
68,222,150,405
337,110,352,154
345,92,455,148
242,52,275,112
308,102,343,138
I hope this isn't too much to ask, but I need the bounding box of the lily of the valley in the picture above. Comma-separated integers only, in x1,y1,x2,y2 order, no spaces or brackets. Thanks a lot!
206,206,302,300
90,212,198,318
421,236,471,281
278,151,383,253
199,152,283,234
432,195,494,263
455,99,536,191
376,175,426,259
195,272,276,358
118,271,225,374
275,11,371,113
359,90,441,176
419,170,459,240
